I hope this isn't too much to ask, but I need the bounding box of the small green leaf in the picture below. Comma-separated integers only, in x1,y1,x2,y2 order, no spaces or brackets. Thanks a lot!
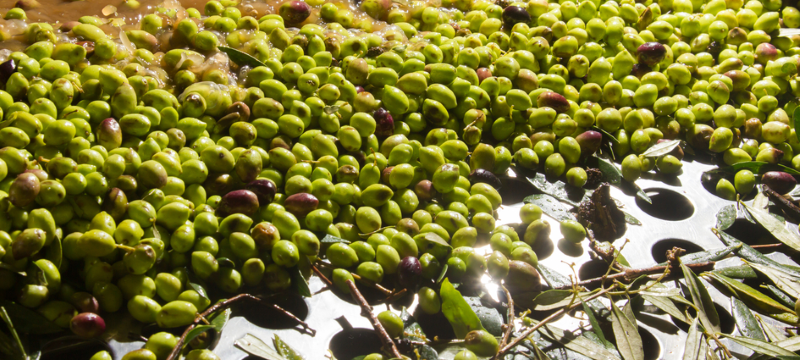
731,297,766,341
292,266,311,298
715,204,736,231
440,278,485,338
712,264,758,279
183,325,215,347
534,320,623,360
526,173,592,206
188,282,209,301
594,157,651,203
209,307,231,332
704,272,798,324
523,194,576,222
218,46,267,68
581,301,609,347
642,139,681,158
681,262,721,333
757,314,788,342
749,262,800,299
0,306,26,360
235,334,287,360
592,126,620,144
273,334,305,360
323,105,340,115
724,335,796,357
436,263,449,284
320,234,351,244
742,202,800,252
531,290,587,311
713,229,800,277
623,211,641,225
762,284,796,309
400,307,427,342
610,301,644,360
641,294,690,324
217,257,236,268
682,318,703,360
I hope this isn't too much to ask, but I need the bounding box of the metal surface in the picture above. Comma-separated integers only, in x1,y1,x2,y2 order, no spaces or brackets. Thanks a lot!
100,158,799,360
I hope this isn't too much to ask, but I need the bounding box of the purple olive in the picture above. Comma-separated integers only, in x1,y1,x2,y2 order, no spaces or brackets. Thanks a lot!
279,0,311,25
637,42,667,66
355,85,366,94
397,256,422,288
373,108,394,137
537,91,570,113
283,192,319,217
414,180,436,201
575,130,602,157
761,171,797,195
246,179,277,205
70,292,100,313
9,172,40,208
477,68,492,83
70,312,106,338
216,190,260,217
502,6,531,26
469,168,502,189
631,63,652,79
0,59,16,87
97,118,122,150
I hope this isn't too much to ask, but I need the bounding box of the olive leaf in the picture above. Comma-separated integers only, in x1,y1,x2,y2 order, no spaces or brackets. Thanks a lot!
536,264,608,316
183,325,215,348
0,301,61,335
722,334,796,357
291,266,311,298
594,157,651,204
523,194,576,222
748,262,800,299
436,263,449,283
731,297,766,341
526,173,592,207
218,46,267,68
641,292,691,325
273,334,305,360
464,296,504,336
416,232,453,259
235,333,288,360
320,234,351,244
704,272,798,324
531,290,592,311
209,306,231,332
440,278,485,338
715,204,736,231
762,284,796,308
533,319,623,360
753,191,770,210
641,139,680,158
623,212,641,225
592,126,619,144
741,202,800,252
217,257,236,268
323,105,340,115
188,282,209,301
712,265,757,279
680,262,721,334
656,244,740,267
400,307,427,342
581,301,610,349
610,301,643,360
713,229,800,277
0,306,27,360
757,314,788,342
682,318,704,360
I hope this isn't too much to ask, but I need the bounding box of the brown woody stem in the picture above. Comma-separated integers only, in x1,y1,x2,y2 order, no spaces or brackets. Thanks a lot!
346,280,403,359
556,261,715,290
498,285,516,350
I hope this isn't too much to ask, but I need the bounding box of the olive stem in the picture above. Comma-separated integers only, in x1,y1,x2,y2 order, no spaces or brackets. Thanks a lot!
762,185,800,223
383,288,408,303
0,306,27,359
115,244,136,252
498,285,515,350
749,243,784,250
36,156,50,163
165,293,316,360
345,280,403,359
493,284,620,359
555,261,715,290
310,264,333,286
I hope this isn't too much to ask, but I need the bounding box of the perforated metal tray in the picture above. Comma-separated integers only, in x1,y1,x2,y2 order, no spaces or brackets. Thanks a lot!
82,157,799,360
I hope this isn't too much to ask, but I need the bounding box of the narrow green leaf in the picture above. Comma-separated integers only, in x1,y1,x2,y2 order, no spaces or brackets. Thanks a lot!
217,257,236,268
0,307,26,360
658,245,740,267
440,278,485,338
189,282,209,301
715,161,769,174
777,164,800,176
715,205,736,231
712,265,758,279
273,334,305,360
641,294,690,324
756,314,787,342
594,157,651,203
535,320,623,360
523,194,577,222
704,272,798,324
436,263,448,284
320,234,351,244
731,297,766,341
235,334,287,360
682,318,703,360
762,284,796,308
749,262,800,299
724,335,796,357
642,139,681,158
753,191,770,210
592,126,620,144
681,263,721,333
209,307,231,332
291,266,311,298
183,325,215,347
526,173,592,206
623,212,641,226
742,203,800,252
416,232,453,258
400,307,427,342
218,46,267,68
610,301,644,360
712,229,800,277
0,301,61,334
582,301,608,347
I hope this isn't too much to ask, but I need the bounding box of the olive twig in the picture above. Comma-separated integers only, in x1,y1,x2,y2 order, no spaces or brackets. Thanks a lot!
556,261,715,290
345,280,403,359
763,185,800,222
310,264,333,286
498,285,515,350
166,293,316,360
493,284,620,359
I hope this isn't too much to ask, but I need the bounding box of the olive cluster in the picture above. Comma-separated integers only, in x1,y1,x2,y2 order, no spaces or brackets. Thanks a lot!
0,0,798,358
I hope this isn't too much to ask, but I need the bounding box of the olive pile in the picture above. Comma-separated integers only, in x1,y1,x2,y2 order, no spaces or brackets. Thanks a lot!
0,0,798,358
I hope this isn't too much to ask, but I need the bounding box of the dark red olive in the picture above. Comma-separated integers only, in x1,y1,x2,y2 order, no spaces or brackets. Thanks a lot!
373,108,394,137
97,118,122,150
761,171,797,195
575,130,602,157
70,312,106,338
216,190,260,217
637,42,667,66
397,256,422,288
283,192,319,217
0,59,16,86
355,85,366,94
469,168,502,189
631,63,652,79
477,67,492,83
537,91,570,113
71,292,100,313
246,179,277,204
279,0,311,24
414,180,436,201
756,43,779,64
502,6,531,26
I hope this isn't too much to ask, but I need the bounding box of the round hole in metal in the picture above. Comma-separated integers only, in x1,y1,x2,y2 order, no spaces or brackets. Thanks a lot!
329,328,383,360
635,188,694,221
